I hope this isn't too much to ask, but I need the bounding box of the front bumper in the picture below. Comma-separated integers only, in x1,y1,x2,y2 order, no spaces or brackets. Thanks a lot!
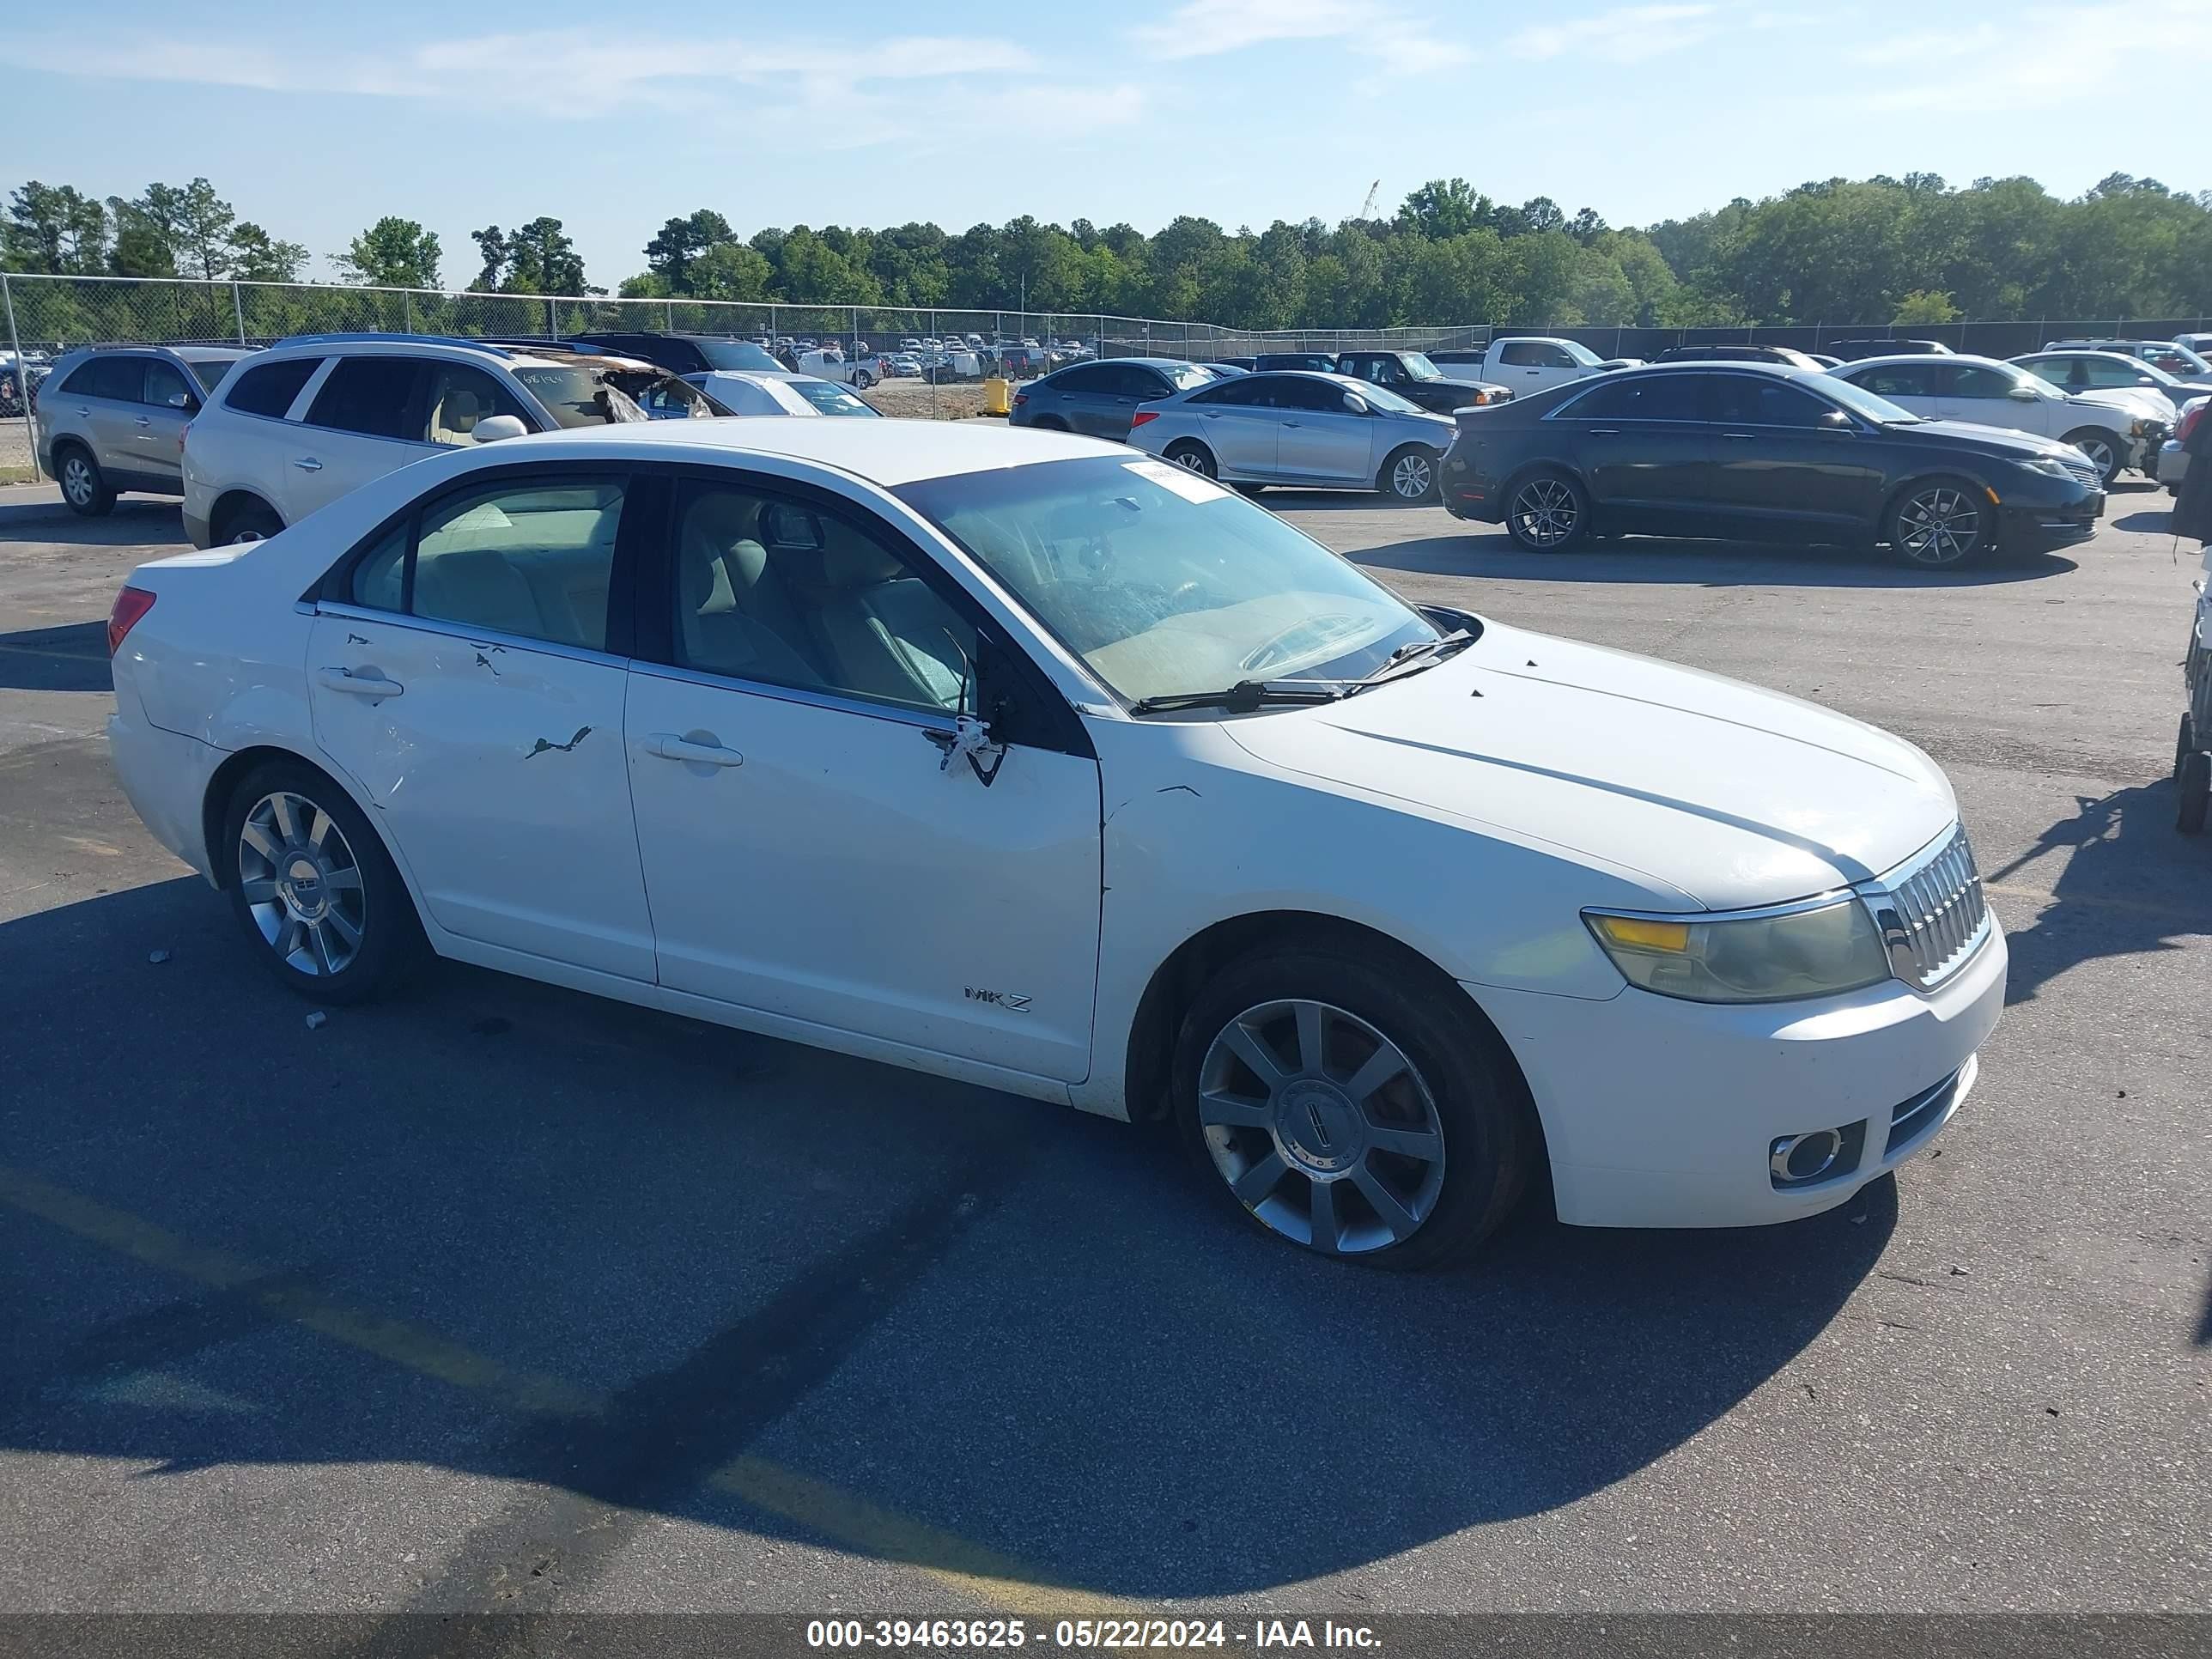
2159,440,2190,489
1470,916,2007,1228
1999,493,2100,550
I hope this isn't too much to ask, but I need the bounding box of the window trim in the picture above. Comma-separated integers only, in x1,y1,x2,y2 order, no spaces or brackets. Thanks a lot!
1549,369,1711,423
633,461,1093,759
310,460,641,659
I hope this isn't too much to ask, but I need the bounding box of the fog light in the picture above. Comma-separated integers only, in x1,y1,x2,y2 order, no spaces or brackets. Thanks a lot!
1769,1121,1867,1189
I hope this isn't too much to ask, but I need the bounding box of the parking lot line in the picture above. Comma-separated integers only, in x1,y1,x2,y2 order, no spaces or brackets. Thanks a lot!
0,1163,1133,1617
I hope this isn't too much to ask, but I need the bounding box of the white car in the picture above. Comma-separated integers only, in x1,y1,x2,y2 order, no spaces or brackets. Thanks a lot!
1829,353,2148,483
106,420,2003,1267
179,335,710,547
685,371,880,417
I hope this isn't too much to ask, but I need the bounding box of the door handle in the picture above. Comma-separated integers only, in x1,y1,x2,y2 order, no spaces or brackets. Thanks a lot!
646,732,744,767
293,457,323,471
1588,428,1621,436
134,416,152,428
1721,432,1756,441
317,667,403,697
1283,421,1302,428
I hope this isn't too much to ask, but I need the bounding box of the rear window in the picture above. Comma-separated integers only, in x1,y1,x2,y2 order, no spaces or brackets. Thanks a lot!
694,340,783,373
226,357,323,419
790,380,876,416
186,358,234,392
305,357,422,441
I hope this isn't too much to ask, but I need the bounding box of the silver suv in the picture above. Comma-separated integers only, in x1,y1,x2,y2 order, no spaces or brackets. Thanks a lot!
35,344,251,516
180,333,710,546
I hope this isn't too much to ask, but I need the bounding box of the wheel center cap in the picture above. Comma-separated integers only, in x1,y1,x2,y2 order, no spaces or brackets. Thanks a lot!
1274,1079,1364,1175
282,856,326,919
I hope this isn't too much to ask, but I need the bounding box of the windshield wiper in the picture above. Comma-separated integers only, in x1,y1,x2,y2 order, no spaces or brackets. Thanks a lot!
1343,629,1474,696
1127,679,1346,715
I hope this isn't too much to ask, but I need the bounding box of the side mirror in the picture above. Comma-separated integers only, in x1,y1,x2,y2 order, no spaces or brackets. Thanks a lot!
2007,384,2041,401
1817,410,1853,429
1341,392,1369,415
473,414,529,443
167,391,193,410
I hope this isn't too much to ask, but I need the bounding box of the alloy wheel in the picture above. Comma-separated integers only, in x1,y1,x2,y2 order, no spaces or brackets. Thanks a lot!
1170,445,1214,477
1897,486,1981,565
238,791,367,976
2074,436,2116,477
1510,477,1578,547
1391,452,1434,500
62,456,94,507
1196,998,1447,1255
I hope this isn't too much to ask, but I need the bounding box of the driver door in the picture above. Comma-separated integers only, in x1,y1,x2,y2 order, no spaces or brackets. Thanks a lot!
1273,376,1374,483
624,474,1105,1085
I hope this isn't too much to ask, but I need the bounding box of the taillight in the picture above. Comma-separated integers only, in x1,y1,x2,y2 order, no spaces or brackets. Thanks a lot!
1130,410,1159,428
107,586,155,656
1012,392,1028,406
2180,404,2206,444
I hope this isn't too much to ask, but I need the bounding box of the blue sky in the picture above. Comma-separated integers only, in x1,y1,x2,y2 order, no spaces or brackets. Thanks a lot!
5,0,2208,289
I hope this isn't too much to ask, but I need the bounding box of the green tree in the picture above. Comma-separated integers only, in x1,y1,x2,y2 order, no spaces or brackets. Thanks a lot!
507,217,587,295
1893,289,1960,324
4,182,109,274
227,223,308,283
469,225,510,291
644,209,735,292
337,217,443,289
1397,179,1484,240
689,241,774,301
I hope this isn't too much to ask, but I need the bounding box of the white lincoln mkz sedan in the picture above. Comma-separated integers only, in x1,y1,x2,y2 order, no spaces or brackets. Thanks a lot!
106,419,2005,1267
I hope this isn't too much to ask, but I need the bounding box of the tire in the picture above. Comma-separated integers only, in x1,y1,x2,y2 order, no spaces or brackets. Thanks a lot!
220,759,424,1004
2180,750,2212,835
2178,714,2197,783
1172,945,1534,1271
56,444,113,518
853,369,873,390
1379,445,1438,503
1503,468,1589,551
1163,439,1217,478
2062,428,2124,488
1233,483,1267,498
1884,475,1989,569
216,498,283,544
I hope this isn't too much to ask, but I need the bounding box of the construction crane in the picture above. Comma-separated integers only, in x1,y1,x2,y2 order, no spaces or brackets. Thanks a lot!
1356,179,1381,221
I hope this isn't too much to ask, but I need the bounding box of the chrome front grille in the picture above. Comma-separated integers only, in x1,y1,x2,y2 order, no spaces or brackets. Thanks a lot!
1863,826,1990,990
2060,453,2102,490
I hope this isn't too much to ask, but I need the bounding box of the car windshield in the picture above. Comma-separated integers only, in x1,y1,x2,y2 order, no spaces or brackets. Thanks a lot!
1163,363,1213,391
694,339,784,373
1560,339,1606,367
1822,374,1920,424
792,380,878,416
1356,382,1425,415
896,455,1442,707
1400,353,1444,381
186,359,235,392
511,365,649,427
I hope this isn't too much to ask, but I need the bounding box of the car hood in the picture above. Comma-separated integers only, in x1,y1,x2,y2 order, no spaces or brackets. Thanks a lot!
1224,621,1955,912
2069,388,2167,421
1887,418,2090,460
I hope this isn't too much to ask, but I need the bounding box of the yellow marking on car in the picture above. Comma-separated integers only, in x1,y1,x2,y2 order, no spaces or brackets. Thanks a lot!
0,1164,1130,1617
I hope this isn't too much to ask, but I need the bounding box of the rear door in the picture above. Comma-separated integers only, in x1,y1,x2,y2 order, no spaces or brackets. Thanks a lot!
1934,361,2056,438
1498,340,1582,392
1841,360,1944,419
1551,371,1711,519
76,356,151,479
1182,375,1282,477
1273,375,1376,483
1701,374,1885,537
289,356,436,520
1038,364,1121,436
307,466,652,980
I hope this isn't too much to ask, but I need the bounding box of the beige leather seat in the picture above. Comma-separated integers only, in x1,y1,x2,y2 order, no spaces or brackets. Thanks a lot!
801,525,969,709
429,386,483,446
678,493,823,685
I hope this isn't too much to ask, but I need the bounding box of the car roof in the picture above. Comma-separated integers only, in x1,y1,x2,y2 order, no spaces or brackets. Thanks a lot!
488,413,1121,484
1838,352,2008,370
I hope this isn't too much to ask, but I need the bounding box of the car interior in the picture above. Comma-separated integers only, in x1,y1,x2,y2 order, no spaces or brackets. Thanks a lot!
676,489,971,713
408,485,622,653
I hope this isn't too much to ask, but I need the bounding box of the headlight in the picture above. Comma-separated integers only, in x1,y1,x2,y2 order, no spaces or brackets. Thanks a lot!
2014,456,2075,480
1585,899,1893,1004
2130,417,2148,435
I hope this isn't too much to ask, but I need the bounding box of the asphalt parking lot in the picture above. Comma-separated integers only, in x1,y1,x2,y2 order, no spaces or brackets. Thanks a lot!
1,482,2206,1620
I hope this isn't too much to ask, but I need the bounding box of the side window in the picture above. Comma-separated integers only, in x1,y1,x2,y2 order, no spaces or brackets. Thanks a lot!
1707,378,1832,428
671,483,976,715
143,361,194,410
1536,343,1577,368
421,363,533,446
58,362,100,397
349,521,407,611
88,357,147,402
410,478,624,651
1944,364,2015,400
1560,374,1702,421
1498,343,1543,367
1274,377,1353,412
1105,365,1165,398
1189,378,1267,407
1051,365,1109,395
225,357,322,419
305,357,426,441
2080,357,2142,386
1850,363,1938,399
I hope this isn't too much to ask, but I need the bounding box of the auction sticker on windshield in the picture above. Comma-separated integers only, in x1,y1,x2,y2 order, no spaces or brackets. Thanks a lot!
1125,458,1231,503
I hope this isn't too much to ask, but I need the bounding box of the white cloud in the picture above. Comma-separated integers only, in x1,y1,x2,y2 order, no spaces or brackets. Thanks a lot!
1505,4,1720,64
1849,0,2212,111
1129,0,1377,59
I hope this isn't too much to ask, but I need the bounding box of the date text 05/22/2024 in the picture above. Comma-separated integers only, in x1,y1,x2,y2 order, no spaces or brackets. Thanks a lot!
805,1618,1382,1650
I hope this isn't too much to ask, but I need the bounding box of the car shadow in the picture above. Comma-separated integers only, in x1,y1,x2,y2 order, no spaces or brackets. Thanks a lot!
1985,782,2212,1007
0,621,110,691
1344,528,2080,590
0,878,1899,1601
0,497,183,544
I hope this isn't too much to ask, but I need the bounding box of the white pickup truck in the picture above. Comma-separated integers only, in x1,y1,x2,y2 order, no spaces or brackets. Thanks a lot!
1427,337,1641,394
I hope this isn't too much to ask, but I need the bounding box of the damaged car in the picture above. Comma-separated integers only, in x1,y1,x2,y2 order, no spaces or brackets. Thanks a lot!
112,419,2003,1268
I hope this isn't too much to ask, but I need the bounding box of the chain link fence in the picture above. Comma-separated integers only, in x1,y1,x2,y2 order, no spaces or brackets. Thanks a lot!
5,270,2209,479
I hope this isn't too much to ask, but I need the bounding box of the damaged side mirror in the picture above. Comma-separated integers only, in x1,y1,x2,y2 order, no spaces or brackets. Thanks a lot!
926,625,1006,785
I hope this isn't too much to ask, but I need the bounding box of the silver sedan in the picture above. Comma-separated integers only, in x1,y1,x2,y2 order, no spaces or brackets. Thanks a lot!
1126,370,1457,501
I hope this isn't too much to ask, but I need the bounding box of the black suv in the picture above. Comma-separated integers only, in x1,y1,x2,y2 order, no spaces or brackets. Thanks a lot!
1825,338,1954,361
566,331,787,375
1650,344,1827,371
1335,349,1510,411
1441,363,2101,569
